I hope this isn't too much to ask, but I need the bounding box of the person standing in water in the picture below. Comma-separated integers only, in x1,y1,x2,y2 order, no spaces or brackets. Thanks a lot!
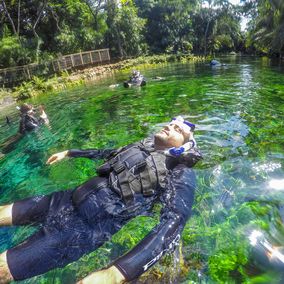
0,104,49,155
18,104,49,134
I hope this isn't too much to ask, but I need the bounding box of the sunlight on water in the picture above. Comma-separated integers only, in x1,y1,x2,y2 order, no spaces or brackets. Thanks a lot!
268,179,284,191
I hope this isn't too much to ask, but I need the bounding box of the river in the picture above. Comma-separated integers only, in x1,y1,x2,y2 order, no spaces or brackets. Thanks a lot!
0,56,284,283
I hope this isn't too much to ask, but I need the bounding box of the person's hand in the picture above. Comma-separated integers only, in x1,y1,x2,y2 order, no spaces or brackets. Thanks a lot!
38,105,49,125
46,150,69,165
77,266,125,284
39,110,48,120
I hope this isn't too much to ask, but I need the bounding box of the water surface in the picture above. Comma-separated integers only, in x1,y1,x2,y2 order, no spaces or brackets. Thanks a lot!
0,56,284,283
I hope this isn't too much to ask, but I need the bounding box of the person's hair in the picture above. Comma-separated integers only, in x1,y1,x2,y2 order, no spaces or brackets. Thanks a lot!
20,103,33,114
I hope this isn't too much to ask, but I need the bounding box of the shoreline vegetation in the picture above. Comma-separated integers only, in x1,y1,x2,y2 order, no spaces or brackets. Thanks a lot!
0,54,205,108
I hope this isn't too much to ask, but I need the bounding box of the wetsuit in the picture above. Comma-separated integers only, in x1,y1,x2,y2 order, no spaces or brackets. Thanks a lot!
124,74,146,87
1,113,45,154
19,113,41,134
7,137,202,281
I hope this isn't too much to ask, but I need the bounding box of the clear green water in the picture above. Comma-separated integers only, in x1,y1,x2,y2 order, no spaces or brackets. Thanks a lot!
0,56,284,283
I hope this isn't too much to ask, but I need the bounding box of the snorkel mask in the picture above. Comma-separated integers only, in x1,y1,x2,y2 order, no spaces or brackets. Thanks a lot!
167,116,196,157
171,116,195,133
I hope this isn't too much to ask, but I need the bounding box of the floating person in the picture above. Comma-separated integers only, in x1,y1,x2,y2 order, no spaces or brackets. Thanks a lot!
124,70,146,88
0,116,202,283
0,104,49,154
110,74,162,89
210,59,221,66
209,59,227,67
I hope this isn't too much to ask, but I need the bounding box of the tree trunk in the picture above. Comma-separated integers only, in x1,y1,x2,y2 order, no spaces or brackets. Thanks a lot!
115,27,123,58
17,0,21,35
204,20,210,56
84,0,103,30
1,0,17,35
32,1,47,62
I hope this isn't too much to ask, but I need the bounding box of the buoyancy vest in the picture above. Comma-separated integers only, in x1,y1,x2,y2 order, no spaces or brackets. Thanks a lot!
96,143,169,205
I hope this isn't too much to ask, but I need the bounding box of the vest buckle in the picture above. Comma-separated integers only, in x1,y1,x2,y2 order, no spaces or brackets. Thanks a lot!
136,160,147,169
113,162,125,173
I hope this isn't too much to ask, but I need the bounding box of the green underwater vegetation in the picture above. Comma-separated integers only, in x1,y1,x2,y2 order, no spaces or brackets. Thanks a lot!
1,57,284,283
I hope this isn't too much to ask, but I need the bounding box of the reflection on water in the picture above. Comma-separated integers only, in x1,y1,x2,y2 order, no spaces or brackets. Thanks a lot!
0,56,284,283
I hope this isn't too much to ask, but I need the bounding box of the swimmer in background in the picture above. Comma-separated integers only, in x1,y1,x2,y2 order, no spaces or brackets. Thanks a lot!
0,104,49,155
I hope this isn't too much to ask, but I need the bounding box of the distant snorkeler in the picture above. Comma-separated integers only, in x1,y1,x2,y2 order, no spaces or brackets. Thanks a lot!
124,70,146,88
109,72,164,89
0,103,49,155
18,103,49,134
209,59,227,67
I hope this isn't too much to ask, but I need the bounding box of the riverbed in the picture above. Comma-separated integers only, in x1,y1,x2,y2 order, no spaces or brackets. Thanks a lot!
0,56,284,283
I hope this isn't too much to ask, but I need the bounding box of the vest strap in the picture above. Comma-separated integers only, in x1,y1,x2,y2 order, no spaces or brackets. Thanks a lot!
140,159,157,196
117,171,134,205
150,151,168,188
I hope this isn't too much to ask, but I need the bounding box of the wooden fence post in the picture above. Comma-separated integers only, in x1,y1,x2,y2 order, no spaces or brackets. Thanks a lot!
0,49,110,84
80,51,83,65
26,66,31,80
98,51,102,63
71,55,75,68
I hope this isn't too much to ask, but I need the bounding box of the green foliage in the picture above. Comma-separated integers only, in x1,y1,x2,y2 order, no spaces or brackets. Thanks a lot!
191,1,243,55
135,0,196,54
0,34,32,68
0,0,246,69
245,0,284,56
105,0,146,58
14,77,46,100
52,0,107,54
13,74,83,100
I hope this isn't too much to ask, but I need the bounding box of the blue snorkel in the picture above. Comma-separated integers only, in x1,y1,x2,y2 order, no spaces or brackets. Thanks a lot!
183,120,195,131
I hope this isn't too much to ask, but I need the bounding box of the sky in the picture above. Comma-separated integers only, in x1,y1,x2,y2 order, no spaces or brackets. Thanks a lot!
229,0,249,31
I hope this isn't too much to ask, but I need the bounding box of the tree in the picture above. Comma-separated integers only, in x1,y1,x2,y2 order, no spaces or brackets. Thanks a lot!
0,26,31,67
135,0,198,54
192,0,242,55
105,0,146,58
0,0,109,66
245,0,284,57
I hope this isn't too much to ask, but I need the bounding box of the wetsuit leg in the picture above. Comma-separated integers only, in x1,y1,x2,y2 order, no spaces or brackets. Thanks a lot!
7,185,126,280
12,176,109,226
12,194,53,226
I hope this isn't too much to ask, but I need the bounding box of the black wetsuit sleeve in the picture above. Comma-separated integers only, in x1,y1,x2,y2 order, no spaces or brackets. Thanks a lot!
67,148,117,160
178,147,203,168
67,141,141,160
113,165,196,281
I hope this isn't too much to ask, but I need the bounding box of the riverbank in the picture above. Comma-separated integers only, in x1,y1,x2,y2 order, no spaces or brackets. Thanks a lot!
0,54,205,107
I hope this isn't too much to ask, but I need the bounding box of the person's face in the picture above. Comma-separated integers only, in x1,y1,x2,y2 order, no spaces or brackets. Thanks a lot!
154,123,188,149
